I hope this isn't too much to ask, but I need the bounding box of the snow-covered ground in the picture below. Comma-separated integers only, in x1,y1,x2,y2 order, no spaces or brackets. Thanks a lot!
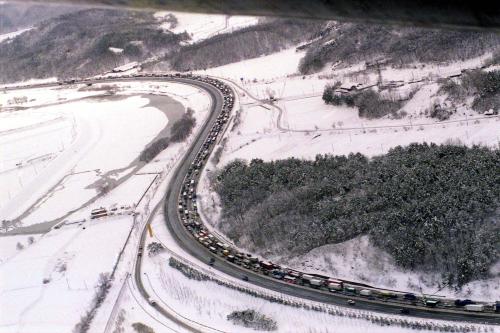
0,27,32,43
2,16,499,330
0,81,210,229
0,78,214,332
198,48,306,82
0,216,134,333
283,236,500,302
155,11,259,43
103,207,499,333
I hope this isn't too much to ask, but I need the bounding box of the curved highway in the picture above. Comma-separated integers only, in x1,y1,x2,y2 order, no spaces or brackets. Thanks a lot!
137,75,499,325
5,75,499,326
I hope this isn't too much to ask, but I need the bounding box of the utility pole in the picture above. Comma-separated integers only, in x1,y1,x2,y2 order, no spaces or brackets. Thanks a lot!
376,60,383,86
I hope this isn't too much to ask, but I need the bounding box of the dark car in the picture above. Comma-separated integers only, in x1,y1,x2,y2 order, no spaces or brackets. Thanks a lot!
404,293,417,301
242,275,249,281
208,258,215,266
454,299,475,307
399,308,410,315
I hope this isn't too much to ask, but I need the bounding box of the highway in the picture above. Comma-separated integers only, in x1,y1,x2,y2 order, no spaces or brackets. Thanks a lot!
136,76,500,325
5,76,499,326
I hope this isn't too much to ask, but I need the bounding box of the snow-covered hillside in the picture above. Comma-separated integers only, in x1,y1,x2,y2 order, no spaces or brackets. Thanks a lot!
155,11,259,43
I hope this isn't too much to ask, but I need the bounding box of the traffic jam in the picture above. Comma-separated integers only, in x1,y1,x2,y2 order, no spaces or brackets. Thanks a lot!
149,73,500,316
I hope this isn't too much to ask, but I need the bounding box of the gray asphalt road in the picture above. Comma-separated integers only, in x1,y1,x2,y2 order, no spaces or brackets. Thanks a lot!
6,77,499,326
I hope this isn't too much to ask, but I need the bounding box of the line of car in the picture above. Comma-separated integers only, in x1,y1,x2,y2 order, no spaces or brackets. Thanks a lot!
164,73,500,317
42,73,499,319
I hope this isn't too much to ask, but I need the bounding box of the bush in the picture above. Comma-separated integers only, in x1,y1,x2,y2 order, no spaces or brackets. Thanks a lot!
429,103,452,120
170,108,196,142
323,87,401,119
131,322,155,333
147,242,164,256
215,144,500,286
439,69,500,113
227,309,277,331
322,84,354,107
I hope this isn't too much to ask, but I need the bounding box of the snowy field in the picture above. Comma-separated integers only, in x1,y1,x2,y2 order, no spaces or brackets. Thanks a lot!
0,78,214,332
0,216,133,333
155,11,259,43
0,81,210,229
198,48,306,82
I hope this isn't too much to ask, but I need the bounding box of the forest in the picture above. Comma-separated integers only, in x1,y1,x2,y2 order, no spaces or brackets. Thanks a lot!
215,143,500,286
0,8,187,83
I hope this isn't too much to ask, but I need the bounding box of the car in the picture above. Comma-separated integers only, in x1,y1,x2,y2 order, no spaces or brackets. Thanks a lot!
208,258,215,266
242,275,249,281
399,308,410,315
454,299,475,307
148,298,156,306
347,299,355,306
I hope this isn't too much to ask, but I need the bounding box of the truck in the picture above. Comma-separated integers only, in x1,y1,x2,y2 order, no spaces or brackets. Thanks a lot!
379,290,398,299
327,282,343,291
260,261,275,272
464,304,484,312
424,299,440,307
301,274,314,285
345,286,356,294
360,289,372,297
309,278,323,288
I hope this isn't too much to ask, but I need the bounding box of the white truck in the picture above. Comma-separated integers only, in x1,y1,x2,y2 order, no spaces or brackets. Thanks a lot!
327,282,343,291
360,289,372,296
309,278,323,288
465,304,484,312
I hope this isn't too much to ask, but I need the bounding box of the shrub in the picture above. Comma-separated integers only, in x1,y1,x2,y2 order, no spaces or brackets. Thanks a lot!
323,87,401,119
170,108,196,142
429,103,452,121
131,322,155,333
227,309,277,331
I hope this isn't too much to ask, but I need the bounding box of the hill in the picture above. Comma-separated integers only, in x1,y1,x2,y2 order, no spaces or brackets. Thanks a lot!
0,8,188,83
215,143,500,286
